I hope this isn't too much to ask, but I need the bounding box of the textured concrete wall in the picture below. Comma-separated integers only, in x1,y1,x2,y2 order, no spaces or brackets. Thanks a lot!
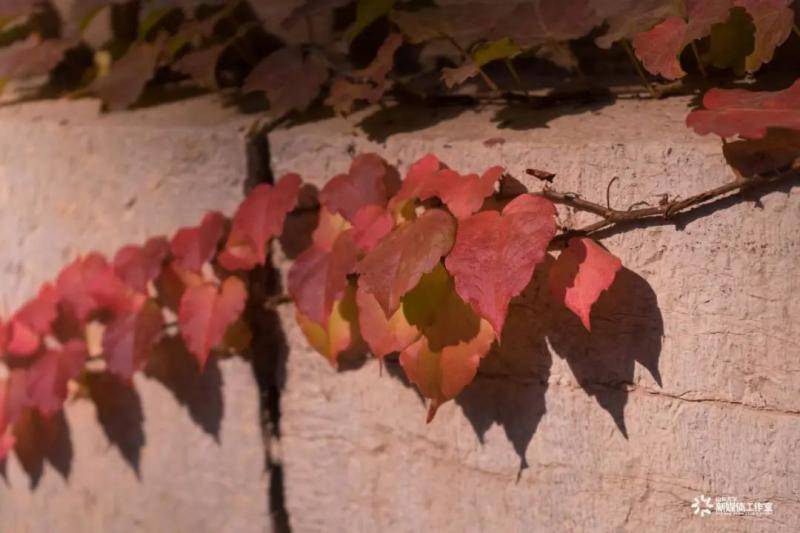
0,99,273,533
0,94,797,533
268,97,800,533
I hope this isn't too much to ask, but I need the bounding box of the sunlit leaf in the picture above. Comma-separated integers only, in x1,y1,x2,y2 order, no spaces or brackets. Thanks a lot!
548,237,622,330
686,80,800,139
178,276,247,370
445,194,556,336
358,209,456,316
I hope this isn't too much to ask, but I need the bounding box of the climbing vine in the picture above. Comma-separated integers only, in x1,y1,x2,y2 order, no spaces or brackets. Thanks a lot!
0,0,799,462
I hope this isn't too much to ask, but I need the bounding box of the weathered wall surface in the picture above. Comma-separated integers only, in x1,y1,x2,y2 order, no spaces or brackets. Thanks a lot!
0,94,797,533
0,99,273,533
268,98,800,533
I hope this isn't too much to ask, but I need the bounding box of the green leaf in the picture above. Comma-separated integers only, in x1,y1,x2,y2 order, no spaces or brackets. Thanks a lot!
471,37,521,67
706,7,755,74
346,0,395,42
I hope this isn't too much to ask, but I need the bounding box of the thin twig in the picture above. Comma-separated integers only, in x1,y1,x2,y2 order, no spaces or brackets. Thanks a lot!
794,24,800,40
606,176,619,209
690,41,707,78
444,35,499,92
621,39,657,98
540,166,798,243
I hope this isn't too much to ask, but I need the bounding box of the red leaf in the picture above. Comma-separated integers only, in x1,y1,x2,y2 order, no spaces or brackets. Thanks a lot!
352,33,403,85
632,16,689,79
0,35,73,80
0,377,14,460
170,211,226,273
355,286,420,359
102,298,164,382
295,285,360,367
113,236,170,293
351,205,395,252
26,339,88,417
243,47,329,116
89,38,165,111
325,33,402,114
391,154,503,218
548,237,622,330
400,319,495,422
358,209,456,316
686,80,800,139
4,283,59,357
178,277,247,369
632,0,736,79
318,154,395,221
288,231,359,325
594,0,679,48
218,173,301,271
445,194,556,336
734,0,794,72
173,43,228,89
56,253,134,321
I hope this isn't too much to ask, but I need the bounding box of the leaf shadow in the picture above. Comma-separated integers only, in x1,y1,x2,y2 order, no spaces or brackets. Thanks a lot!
546,265,664,438
454,256,663,470
491,93,615,131
456,263,552,476
144,335,224,442
357,102,471,144
84,372,145,478
1,409,73,489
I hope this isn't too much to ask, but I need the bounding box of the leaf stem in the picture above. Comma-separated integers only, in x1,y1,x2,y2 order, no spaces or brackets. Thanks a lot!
621,39,657,98
444,35,499,92
793,24,800,40
690,41,707,78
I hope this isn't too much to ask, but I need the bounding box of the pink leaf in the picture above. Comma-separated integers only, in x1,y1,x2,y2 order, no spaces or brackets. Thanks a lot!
102,298,164,382
445,194,556,336
358,209,456,316
288,231,359,325
56,253,134,321
391,154,503,218
113,236,170,293
218,173,301,271
178,277,247,369
548,237,622,330
25,340,88,417
170,211,226,273
351,205,394,252
318,154,395,221
686,80,800,139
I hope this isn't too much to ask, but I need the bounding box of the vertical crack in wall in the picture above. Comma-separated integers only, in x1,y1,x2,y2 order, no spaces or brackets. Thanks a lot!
244,127,291,533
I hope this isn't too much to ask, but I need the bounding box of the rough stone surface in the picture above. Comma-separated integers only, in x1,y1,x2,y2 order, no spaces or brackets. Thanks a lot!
0,92,797,533
269,97,800,532
0,98,271,533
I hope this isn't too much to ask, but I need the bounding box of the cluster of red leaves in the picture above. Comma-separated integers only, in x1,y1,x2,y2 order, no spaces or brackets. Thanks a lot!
287,153,623,421
0,174,300,461
0,152,624,456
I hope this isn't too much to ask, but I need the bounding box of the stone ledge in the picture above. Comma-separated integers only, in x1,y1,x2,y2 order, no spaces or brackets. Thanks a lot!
268,96,800,532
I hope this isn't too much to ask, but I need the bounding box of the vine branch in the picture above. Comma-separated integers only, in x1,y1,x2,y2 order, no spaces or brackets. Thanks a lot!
537,165,799,242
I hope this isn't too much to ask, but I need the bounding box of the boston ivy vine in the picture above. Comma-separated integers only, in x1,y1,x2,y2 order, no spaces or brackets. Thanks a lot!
1,77,798,459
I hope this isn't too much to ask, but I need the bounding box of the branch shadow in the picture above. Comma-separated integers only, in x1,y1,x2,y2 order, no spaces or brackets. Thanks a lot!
84,372,145,477
144,335,224,442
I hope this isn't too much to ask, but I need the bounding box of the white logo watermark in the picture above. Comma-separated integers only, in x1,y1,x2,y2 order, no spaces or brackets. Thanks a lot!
691,495,774,518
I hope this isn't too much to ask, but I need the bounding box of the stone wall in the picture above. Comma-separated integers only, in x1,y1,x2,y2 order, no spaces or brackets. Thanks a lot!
0,94,798,532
